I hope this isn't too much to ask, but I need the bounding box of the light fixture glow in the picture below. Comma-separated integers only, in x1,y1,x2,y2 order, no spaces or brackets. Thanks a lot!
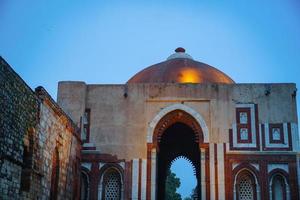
179,68,201,83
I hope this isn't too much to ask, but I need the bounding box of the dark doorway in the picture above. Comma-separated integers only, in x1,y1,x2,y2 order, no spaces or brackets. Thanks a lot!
157,122,201,200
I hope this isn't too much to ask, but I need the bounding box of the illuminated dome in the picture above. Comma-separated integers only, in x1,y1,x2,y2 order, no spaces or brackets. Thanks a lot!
127,48,235,84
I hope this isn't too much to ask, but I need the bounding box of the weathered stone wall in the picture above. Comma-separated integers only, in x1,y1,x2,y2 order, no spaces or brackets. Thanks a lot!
0,57,81,200
0,57,39,199
30,87,81,200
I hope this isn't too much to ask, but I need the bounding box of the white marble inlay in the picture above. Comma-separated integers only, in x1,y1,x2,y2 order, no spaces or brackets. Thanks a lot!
217,143,225,200
283,123,289,145
265,123,289,148
240,112,248,124
272,128,281,140
291,123,299,151
147,104,209,143
119,161,125,170
131,159,139,200
250,163,260,171
232,104,257,148
209,143,215,200
81,162,92,171
240,128,249,140
99,162,105,170
151,149,156,200
83,142,96,147
141,159,147,200
232,162,241,171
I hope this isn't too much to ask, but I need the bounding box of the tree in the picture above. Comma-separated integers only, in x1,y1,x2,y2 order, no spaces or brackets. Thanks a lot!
165,169,182,200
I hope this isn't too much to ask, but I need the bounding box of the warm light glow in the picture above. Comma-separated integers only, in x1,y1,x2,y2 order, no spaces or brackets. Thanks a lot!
179,68,201,83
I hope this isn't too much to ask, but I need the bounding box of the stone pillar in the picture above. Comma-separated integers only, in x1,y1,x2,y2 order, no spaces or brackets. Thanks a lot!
217,143,225,200
141,159,147,200
132,159,139,199
209,143,215,200
151,148,156,200
200,148,206,200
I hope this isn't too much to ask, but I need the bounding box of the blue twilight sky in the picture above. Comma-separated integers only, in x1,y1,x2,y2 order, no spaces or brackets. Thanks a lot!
1,0,300,198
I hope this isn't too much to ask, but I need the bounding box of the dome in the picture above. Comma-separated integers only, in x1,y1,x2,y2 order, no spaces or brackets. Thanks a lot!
127,48,235,84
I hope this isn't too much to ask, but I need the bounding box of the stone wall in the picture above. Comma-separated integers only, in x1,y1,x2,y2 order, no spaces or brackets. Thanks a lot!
0,57,39,199
0,57,81,200
32,87,81,200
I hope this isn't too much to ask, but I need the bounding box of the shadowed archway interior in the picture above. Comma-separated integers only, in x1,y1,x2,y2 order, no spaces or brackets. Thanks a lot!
157,122,201,199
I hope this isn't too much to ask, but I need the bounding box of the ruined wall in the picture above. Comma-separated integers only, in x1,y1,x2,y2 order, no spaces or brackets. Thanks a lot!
0,57,39,199
0,57,81,200
29,87,81,200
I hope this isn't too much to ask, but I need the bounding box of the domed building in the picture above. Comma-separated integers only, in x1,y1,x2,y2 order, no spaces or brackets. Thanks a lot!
127,47,234,84
56,48,300,200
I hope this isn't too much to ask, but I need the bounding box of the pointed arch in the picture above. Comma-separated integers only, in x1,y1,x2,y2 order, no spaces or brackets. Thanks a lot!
146,104,209,200
233,164,261,200
98,164,124,200
269,169,290,200
147,103,209,143
80,167,90,200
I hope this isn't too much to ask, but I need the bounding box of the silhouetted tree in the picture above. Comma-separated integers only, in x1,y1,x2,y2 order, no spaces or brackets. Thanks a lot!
165,169,182,200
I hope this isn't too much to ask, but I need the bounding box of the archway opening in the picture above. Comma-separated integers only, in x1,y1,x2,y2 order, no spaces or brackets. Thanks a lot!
157,122,201,200
167,157,197,199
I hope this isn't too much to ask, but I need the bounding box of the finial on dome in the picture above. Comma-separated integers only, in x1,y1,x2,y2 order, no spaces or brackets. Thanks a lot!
175,47,185,53
167,47,193,60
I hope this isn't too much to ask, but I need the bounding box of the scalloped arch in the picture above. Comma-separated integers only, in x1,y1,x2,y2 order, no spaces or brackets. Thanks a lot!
168,155,197,176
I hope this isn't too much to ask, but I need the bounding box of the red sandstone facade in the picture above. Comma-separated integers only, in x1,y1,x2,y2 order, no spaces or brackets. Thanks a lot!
58,49,300,200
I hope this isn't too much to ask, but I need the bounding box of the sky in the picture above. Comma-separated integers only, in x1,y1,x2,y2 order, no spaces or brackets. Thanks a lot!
1,0,299,198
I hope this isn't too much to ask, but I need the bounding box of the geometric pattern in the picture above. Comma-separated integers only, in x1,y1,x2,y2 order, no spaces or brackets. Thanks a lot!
230,104,259,150
103,169,121,200
238,175,254,200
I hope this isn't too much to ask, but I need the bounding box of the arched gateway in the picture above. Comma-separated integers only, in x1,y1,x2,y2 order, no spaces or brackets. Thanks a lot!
146,105,209,200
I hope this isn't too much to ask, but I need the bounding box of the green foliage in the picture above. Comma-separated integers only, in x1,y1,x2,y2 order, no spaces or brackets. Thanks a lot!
165,169,182,200
183,197,192,200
